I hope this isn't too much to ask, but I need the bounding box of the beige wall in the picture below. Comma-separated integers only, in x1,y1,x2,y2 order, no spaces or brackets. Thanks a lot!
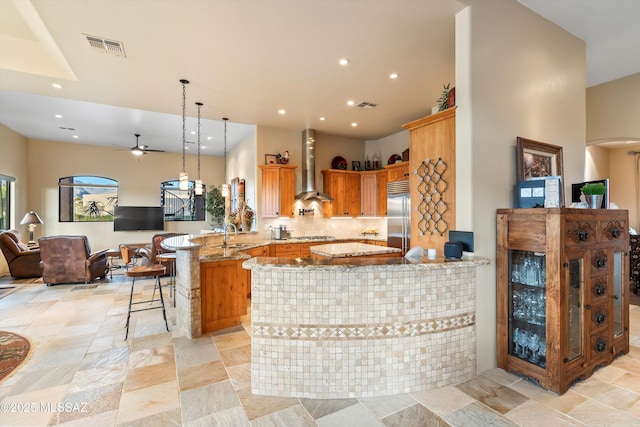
22,139,224,251
585,145,610,181
226,128,258,230
365,130,410,169
587,73,640,144
608,144,640,229
0,125,30,276
458,0,586,373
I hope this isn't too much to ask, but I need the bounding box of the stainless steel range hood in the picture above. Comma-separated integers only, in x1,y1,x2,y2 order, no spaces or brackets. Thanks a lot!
295,129,334,202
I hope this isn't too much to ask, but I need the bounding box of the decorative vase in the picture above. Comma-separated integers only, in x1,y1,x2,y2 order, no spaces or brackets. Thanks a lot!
585,194,603,209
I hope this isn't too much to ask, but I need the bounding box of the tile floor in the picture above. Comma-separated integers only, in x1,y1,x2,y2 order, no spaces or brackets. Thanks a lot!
0,274,639,426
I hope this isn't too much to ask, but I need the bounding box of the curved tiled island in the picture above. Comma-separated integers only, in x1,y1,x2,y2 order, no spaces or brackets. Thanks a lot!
243,254,489,398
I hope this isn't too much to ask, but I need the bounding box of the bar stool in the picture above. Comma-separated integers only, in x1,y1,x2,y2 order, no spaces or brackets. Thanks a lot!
124,264,168,340
156,253,177,306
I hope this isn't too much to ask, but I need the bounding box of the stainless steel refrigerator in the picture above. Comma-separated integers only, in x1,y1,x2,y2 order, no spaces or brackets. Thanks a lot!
387,180,410,254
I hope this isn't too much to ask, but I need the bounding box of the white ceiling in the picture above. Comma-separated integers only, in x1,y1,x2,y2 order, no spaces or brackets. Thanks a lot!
0,0,638,156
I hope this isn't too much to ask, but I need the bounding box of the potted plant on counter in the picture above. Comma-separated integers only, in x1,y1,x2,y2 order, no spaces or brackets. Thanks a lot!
581,182,606,208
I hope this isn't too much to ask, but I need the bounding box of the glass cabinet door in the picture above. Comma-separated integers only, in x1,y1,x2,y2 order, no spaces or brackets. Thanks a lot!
568,257,584,362
612,251,624,338
509,250,547,368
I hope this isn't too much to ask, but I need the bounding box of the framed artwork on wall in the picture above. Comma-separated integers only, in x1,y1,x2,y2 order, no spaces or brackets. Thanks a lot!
516,137,565,207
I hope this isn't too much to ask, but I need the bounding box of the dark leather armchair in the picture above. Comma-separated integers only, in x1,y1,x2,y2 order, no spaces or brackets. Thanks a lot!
0,230,43,278
38,235,109,285
139,232,186,265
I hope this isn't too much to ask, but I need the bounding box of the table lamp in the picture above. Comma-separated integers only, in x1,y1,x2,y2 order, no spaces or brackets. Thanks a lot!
20,211,43,246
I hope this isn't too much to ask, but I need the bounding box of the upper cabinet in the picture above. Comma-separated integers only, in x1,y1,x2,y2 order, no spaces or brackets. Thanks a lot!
403,107,456,251
360,170,388,217
322,169,361,217
385,161,410,182
259,165,297,218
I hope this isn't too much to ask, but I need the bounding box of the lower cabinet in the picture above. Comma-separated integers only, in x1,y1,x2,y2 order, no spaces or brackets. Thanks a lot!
497,208,629,394
242,245,269,297
200,259,248,333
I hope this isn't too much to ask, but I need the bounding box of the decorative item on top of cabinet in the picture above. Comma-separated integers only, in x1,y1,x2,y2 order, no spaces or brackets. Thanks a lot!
496,208,629,394
259,164,297,218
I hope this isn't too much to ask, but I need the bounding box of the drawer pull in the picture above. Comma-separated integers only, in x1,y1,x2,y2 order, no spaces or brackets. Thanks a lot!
595,285,606,296
596,312,606,324
578,231,590,241
611,227,621,238
595,339,607,353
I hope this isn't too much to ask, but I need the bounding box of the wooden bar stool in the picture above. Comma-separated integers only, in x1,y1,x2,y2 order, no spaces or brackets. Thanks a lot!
124,264,168,340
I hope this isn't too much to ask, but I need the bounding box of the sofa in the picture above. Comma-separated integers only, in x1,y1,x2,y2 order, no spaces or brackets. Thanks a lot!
0,230,43,278
38,235,109,285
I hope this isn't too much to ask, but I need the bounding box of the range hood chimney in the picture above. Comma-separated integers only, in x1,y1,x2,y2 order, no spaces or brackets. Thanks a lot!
295,129,333,202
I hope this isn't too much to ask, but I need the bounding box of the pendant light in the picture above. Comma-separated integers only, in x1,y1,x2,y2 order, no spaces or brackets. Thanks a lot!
195,101,203,195
221,117,230,197
179,79,189,190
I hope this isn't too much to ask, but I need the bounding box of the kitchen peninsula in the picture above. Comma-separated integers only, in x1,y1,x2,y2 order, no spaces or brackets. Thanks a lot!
163,233,489,398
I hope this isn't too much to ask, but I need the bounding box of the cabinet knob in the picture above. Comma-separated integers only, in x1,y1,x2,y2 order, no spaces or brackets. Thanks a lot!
611,227,621,238
595,339,607,352
596,312,606,324
578,231,590,241
595,285,606,296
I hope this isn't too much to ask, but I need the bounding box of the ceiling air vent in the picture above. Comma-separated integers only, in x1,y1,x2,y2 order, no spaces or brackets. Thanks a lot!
84,34,126,57
355,101,378,109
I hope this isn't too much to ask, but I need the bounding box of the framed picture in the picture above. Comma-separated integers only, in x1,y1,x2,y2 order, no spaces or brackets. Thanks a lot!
516,137,564,206
352,161,361,171
265,154,277,165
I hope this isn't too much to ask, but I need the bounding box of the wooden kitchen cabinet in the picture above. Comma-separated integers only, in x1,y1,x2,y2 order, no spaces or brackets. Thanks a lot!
242,245,269,297
322,169,361,217
403,108,456,251
377,170,388,216
360,171,378,216
496,208,629,394
385,161,410,182
200,259,249,333
271,242,301,258
259,165,297,218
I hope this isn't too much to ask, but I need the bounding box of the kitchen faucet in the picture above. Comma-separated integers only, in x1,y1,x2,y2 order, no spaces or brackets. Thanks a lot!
222,223,237,246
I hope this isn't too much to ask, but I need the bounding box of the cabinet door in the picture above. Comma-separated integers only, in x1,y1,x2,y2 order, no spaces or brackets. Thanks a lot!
200,260,246,333
345,172,361,216
508,250,547,369
261,168,280,218
360,173,377,216
611,249,628,354
323,171,346,217
377,170,387,215
279,167,295,217
387,163,409,182
565,251,586,370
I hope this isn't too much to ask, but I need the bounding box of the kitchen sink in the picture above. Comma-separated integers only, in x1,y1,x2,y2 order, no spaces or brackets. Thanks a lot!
212,243,253,249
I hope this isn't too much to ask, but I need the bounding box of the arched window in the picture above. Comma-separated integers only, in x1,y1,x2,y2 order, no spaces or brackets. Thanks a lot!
161,180,206,221
59,176,118,222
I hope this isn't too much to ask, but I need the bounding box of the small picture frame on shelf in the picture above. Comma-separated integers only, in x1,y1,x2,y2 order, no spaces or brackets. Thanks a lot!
516,137,565,207
265,154,277,165
352,161,361,171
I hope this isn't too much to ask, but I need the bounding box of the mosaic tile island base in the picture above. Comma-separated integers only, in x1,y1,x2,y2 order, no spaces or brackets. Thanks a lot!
244,255,490,398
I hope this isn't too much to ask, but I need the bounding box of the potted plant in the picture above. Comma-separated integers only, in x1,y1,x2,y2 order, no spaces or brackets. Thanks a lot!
581,182,606,208
205,186,226,231
437,83,455,112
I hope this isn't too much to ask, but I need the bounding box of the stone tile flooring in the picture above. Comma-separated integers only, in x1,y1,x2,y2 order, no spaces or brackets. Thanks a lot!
0,274,639,426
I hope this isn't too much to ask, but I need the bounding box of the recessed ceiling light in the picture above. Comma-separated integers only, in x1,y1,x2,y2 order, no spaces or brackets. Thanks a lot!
278,109,286,115
207,136,213,140
72,135,78,138
52,83,63,89
347,100,355,106
339,58,349,66
389,73,399,79
351,122,357,127
55,114,62,118
191,131,196,135
319,117,326,121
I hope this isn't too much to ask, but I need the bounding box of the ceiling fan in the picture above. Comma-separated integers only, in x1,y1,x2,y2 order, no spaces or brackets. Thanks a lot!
128,133,165,155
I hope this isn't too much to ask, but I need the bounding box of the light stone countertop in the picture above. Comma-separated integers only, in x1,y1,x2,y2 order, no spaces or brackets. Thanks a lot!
243,255,490,271
309,242,401,258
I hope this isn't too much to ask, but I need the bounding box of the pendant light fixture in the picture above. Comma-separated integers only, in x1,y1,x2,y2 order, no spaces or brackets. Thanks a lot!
195,101,203,195
221,117,230,198
179,79,189,190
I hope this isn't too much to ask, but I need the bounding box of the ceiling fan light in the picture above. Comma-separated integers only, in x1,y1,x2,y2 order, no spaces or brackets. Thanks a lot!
132,147,144,155
195,180,203,195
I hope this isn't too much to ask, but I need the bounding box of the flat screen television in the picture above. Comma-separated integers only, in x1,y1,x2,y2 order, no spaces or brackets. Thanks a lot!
113,206,165,231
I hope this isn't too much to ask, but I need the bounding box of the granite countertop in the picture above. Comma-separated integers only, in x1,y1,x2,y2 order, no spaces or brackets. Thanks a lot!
310,242,401,258
161,233,389,262
243,255,490,271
